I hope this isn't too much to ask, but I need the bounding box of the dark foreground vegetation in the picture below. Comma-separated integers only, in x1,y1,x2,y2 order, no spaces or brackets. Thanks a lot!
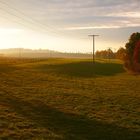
0,57,140,140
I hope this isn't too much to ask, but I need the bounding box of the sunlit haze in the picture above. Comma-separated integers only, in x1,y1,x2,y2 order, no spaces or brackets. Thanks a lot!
0,0,140,52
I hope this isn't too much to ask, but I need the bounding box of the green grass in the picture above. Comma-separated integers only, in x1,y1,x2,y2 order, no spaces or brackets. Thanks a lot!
0,57,140,140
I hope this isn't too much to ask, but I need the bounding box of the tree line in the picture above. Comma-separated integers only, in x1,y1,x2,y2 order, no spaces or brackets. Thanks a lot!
95,32,140,72
95,47,126,60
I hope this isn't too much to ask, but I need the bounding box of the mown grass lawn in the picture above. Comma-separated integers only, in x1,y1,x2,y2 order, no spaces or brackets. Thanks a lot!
0,57,140,140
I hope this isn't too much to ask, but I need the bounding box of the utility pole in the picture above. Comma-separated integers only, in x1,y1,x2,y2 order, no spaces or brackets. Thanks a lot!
88,35,99,63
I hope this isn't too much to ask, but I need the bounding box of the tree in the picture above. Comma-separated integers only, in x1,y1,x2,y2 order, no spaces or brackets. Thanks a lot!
116,47,126,60
133,40,140,63
95,49,115,59
107,48,115,59
133,40,140,72
124,32,140,71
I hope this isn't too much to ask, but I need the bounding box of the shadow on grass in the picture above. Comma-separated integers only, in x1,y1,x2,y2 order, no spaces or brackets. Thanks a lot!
0,64,18,73
38,61,125,77
1,94,140,140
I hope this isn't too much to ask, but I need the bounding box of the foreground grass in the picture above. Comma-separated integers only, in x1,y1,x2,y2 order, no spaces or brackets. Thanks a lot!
0,57,140,140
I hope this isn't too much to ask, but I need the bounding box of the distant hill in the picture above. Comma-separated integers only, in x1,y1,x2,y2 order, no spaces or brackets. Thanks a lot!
0,48,92,58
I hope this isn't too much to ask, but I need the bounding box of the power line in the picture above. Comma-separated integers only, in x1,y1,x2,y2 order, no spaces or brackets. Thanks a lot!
0,1,56,32
0,1,66,37
0,1,96,42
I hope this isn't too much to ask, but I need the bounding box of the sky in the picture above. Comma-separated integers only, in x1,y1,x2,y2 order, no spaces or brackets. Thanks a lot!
0,0,140,52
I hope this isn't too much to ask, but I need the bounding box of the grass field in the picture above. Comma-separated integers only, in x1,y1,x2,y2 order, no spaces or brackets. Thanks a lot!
0,57,140,140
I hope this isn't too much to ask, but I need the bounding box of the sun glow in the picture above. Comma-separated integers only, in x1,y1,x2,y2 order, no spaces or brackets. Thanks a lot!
0,28,22,34
0,28,23,49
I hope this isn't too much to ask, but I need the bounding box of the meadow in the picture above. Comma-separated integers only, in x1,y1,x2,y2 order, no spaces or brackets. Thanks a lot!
0,57,140,140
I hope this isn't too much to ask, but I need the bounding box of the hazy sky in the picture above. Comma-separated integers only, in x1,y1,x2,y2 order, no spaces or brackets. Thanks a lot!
0,0,140,52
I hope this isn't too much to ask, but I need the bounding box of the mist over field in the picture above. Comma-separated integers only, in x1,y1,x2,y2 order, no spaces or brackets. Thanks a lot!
0,48,92,58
